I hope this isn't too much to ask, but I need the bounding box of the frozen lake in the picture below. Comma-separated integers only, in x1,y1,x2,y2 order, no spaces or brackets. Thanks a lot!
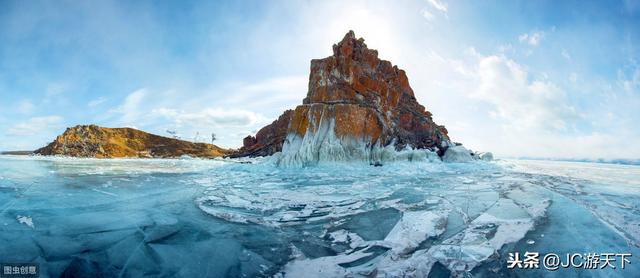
0,155,638,277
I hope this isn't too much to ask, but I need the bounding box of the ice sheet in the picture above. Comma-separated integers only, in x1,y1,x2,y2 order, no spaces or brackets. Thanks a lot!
0,155,638,277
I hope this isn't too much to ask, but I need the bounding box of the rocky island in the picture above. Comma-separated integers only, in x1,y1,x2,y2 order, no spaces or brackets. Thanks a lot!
35,125,228,158
234,31,484,165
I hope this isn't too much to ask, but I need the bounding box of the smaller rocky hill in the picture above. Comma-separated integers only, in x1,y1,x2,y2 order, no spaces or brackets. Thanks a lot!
35,125,228,158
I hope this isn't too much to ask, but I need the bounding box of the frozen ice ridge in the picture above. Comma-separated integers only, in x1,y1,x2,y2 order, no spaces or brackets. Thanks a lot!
273,119,489,166
275,117,444,167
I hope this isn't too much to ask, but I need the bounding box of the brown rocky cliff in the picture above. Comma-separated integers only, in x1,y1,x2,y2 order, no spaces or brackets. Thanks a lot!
233,31,451,163
229,110,293,158
36,125,228,158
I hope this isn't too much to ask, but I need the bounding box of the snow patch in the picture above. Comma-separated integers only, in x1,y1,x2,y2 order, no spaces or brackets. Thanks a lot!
17,215,34,229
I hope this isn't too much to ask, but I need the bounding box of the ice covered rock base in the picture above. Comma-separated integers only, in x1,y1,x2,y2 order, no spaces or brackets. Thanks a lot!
276,127,486,166
273,110,489,166
275,104,445,166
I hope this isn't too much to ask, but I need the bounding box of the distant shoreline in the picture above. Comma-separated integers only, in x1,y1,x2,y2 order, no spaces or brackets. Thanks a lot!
0,151,33,155
507,157,640,166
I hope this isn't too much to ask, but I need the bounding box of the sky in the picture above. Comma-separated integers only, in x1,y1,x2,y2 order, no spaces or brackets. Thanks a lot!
0,0,639,159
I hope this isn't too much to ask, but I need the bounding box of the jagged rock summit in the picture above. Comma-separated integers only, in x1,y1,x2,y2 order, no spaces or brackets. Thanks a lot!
36,125,228,158
234,31,459,165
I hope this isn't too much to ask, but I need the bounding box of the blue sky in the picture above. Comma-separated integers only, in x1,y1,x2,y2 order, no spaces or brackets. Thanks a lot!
1,0,639,159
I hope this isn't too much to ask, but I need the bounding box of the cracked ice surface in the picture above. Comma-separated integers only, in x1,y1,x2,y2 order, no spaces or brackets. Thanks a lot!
0,155,639,277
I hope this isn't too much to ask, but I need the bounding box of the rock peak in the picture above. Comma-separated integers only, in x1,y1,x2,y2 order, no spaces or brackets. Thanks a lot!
234,31,452,165
332,30,370,58
337,30,357,47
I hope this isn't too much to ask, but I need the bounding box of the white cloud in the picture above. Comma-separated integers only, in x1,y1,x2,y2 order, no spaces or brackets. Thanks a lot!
151,108,267,128
189,75,308,115
421,0,448,22
409,47,624,159
110,89,147,125
427,0,448,12
146,107,270,146
498,44,513,53
88,97,107,107
7,116,64,136
17,100,35,114
105,85,280,147
421,9,435,21
474,55,578,131
561,49,571,60
569,73,578,83
236,76,307,95
42,82,70,105
618,67,640,94
518,31,544,46
46,82,67,96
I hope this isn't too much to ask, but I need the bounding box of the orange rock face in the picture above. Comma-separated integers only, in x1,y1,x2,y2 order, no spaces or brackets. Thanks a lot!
234,31,450,161
36,125,229,158
287,104,384,144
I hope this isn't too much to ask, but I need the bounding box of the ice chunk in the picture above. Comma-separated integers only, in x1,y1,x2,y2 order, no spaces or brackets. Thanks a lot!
335,208,401,241
384,210,447,254
442,145,473,163
374,248,438,277
327,229,366,249
281,246,374,278
478,152,493,161
16,215,34,229
432,198,541,273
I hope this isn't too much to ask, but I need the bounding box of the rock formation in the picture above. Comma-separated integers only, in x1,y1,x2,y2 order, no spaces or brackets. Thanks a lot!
229,110,293,158
234,31,456,165
36,125,228,158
